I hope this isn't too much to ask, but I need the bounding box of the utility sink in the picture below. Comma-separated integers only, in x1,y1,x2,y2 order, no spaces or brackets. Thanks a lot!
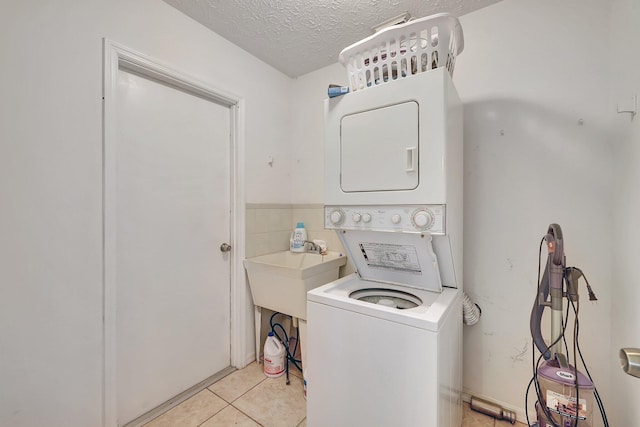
244,251,347,320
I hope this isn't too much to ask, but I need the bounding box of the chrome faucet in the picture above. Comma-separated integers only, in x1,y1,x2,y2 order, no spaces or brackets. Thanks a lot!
304,240,321,254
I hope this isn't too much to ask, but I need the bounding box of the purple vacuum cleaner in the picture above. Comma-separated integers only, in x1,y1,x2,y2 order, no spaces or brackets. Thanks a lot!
528,224,609,427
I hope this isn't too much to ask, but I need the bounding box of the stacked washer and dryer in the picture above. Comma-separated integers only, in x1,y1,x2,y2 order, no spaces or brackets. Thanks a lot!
306,14,465,427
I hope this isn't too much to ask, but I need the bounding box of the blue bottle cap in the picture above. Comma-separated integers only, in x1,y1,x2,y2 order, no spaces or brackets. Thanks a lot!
268,331,274,336
296,222,304,228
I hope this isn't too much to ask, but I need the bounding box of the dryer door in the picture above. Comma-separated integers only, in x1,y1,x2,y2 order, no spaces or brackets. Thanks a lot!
340,101,419,192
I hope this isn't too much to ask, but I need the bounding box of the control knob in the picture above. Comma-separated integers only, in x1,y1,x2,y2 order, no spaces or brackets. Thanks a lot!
352,213,362,223
329,209,344,225
391,214,402,224
412,209,434,229
362,213,372,223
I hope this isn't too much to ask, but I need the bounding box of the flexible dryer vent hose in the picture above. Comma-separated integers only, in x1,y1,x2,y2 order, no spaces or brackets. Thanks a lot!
462,292,481,325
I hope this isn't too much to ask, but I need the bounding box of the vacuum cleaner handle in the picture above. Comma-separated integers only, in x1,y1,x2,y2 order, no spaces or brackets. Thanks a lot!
530,224,564,360
546,223,564,266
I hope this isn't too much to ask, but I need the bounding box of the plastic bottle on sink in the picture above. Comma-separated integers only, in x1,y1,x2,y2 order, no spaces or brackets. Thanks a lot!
290,222,307,253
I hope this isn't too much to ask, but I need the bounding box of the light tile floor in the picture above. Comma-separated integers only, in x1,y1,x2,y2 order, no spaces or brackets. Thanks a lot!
143,362,527,427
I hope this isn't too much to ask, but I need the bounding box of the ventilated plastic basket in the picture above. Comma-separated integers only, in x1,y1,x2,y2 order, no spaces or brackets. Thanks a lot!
339,13,464,92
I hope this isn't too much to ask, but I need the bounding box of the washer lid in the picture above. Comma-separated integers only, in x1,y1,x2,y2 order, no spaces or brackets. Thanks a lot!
337,229,443,293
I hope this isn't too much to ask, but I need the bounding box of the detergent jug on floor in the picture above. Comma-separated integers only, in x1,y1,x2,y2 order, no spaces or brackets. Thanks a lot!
263,332,285,378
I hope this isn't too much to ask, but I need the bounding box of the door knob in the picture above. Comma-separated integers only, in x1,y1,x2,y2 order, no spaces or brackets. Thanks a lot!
220,243,232,252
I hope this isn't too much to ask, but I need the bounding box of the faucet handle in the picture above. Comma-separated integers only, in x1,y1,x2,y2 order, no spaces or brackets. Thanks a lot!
303,240,319,253
312,239,328,254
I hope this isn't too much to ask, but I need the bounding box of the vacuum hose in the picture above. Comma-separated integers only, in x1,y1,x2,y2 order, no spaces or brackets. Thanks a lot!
530,266,551,360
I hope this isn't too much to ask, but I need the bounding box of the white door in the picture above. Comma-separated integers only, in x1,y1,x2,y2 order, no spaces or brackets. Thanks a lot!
113,67,231,425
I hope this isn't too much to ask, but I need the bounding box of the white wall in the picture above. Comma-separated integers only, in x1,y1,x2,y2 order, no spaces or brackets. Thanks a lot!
456,1,613,423
2,0,631,425
610,0,640,425
290,63,347,203
289,0,615,423
0,1,292,426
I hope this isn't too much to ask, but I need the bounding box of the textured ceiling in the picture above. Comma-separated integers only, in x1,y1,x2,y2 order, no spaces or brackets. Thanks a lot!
163,0,502,77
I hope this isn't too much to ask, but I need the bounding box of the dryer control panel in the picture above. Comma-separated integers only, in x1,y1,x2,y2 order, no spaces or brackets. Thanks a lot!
325,205,445,234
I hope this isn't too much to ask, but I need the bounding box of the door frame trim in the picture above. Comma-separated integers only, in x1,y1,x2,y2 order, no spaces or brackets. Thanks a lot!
102,39,247,427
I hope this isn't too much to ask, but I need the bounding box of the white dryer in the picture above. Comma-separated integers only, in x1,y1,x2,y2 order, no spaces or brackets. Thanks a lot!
306,67,463,426
324,67,464,289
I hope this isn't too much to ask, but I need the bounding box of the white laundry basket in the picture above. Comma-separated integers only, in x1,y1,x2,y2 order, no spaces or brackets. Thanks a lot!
339,13,464,92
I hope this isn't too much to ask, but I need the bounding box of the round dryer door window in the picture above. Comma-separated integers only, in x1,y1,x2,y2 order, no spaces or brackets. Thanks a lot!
349,288,421,309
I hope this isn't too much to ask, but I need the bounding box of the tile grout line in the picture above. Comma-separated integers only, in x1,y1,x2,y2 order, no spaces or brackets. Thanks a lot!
230,404,267,427
201,371,271,427
226,374,269,425
193,388,230,427
197,365,306,427
225,373,268,403
228,373,307,427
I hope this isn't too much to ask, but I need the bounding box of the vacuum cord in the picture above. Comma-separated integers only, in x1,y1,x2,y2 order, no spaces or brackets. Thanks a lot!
568,295,609,426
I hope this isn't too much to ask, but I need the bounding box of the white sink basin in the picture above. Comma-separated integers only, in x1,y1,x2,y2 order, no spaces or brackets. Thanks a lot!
244,251,347,320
